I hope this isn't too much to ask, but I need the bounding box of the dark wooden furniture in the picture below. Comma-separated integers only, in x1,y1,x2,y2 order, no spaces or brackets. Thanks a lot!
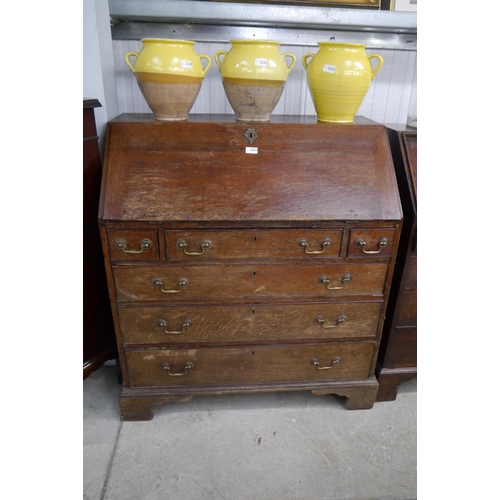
376,129,417,400
98,114,402,420
83,98,116,379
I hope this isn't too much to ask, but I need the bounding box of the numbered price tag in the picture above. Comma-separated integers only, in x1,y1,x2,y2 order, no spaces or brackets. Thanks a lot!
255,58,267,67
323,64,336,74
181,60,193,69
246,147,258,154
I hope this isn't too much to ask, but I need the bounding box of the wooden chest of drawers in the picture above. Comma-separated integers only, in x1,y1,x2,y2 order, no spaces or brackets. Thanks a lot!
376,129,417,400
99,114,402,420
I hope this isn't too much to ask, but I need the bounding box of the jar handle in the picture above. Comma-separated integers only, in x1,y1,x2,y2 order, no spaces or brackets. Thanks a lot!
125,52,138,72
283,53,297,73
214,50,227,71
367,54,384,80
302,53,314,70
198,55,212,77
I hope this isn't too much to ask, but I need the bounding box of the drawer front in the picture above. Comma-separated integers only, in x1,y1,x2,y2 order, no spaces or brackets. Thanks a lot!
403,254,417,291
394,291,417,327
125,343,375,387
386,326,417,369
113,263,388,302
107,230,159,260
347,229,396,259
119,302,383,345
166,229,343,261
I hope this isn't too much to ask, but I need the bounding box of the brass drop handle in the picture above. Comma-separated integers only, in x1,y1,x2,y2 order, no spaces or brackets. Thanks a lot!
152,277,189,294
115,238,153,254
298,237,333,254
157,319,192,335
162,362,193,376
318,274,352,290
311,356,341,370
176,239,212,256
315,314,347,329
355,237,388,254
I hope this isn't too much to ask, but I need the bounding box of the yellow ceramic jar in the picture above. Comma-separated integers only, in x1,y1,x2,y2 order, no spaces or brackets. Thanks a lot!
215,40,296,121
125,39,211,121
302,42,383,123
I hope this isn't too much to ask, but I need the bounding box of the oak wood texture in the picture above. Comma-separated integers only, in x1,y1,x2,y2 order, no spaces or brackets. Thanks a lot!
112,263,388,301
165,229,343,260
118,301,383,345
126,343,374,387
83,99,116,379
376,129,417,401
99,115,402,420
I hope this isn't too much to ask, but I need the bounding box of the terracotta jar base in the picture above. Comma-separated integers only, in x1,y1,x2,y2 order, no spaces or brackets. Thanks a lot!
137,81,202,121
222,80,284,122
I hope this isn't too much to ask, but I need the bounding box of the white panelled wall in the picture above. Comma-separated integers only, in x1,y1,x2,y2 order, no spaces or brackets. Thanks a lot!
113,40,416,125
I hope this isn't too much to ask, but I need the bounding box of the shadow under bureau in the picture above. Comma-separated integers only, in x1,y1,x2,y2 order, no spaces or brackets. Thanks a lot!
99,114,403,421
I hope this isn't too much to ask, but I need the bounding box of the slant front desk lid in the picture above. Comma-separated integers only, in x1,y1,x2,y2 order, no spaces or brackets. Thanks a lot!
100,114,402,225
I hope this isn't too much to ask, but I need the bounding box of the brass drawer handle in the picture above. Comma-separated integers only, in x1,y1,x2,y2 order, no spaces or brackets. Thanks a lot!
157,319,192,335
115,238,153,254
152,277,189,294
311,356,341,370
176,239,212,256
315,314,347,329
162,362,194,376
355,237,388,254
298,237,332,254
318,274,352,290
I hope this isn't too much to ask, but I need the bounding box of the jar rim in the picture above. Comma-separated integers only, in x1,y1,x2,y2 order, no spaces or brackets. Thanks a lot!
317,42,366,48
229,39,281,45
140,38,196,45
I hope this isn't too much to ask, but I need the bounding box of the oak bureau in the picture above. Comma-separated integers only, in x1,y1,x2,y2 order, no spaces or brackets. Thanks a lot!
98,114,403,421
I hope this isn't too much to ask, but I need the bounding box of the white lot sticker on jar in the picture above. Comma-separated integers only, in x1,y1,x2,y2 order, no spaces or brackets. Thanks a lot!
323,64,336,74
255,58,267,67
181,60,193,68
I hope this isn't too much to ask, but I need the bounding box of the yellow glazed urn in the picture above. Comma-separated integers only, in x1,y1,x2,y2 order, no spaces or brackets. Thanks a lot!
302,42,384,123
125,39,211,121
215,40,296,122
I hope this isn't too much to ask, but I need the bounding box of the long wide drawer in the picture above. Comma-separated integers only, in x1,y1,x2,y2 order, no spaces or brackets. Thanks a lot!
165,229,343,260
113,263,388,301
125,343,375,388
119,302,383,345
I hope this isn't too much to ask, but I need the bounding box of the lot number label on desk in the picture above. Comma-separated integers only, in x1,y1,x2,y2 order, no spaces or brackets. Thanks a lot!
246,147,258,154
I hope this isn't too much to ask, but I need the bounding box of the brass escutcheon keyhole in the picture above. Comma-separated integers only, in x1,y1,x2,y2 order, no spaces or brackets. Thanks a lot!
244,128,258,145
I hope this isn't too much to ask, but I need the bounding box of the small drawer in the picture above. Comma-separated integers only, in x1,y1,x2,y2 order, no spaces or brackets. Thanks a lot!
125,343,375,388
118,301,383,345
113,263,388,302
107,230,159,260
347,229,395,259
165,229,342,261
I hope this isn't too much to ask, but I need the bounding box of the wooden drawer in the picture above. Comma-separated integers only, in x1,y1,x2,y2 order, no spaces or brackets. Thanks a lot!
125,342,375,388
113,263,389,302
385,326,417,369
107,230,159,260
119,301,383,345
165,229,343,261
404,254,417,291
347,229,396,259
394,291,417,327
